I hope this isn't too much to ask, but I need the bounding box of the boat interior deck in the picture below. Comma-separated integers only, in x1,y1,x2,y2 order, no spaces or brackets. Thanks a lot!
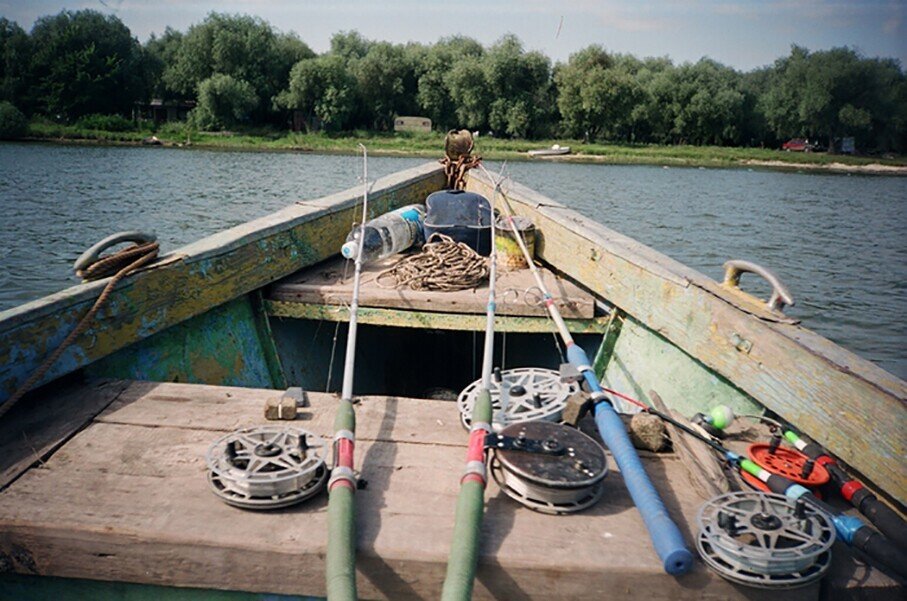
264,254,605,333
0,378,898,600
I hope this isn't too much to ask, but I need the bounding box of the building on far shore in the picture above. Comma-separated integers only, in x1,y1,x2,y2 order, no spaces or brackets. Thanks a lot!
394,116,432,133
133,99,196,125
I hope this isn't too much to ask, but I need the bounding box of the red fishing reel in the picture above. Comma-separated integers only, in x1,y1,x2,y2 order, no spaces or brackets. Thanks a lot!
740,441,830,495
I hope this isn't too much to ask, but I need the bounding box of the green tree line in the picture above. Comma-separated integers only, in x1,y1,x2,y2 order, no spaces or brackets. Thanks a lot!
1,10,905,152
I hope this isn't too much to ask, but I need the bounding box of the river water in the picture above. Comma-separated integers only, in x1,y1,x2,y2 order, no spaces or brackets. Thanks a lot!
1,143,905,379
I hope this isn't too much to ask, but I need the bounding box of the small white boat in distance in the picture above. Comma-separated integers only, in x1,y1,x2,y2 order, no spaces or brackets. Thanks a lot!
528,143,571,157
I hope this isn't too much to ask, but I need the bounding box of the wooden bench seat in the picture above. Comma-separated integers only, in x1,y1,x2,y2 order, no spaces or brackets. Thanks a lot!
0,380,893,599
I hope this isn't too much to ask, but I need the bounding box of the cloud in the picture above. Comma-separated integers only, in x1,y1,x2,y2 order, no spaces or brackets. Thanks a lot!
598,11,671,32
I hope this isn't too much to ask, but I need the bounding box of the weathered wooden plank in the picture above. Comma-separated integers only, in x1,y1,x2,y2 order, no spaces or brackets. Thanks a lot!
600,315,762,418
268,255,594,319
263,300,609,334
0,573,318,601
466,173,907,504
0,163,447,404
649,390,730,500
0,381,805,601
94,380,467,447
0,379,131,489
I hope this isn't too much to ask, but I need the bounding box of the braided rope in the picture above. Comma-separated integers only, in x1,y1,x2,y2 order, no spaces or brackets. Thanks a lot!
376,234,488,292
0,242,160,419
76,241,160,281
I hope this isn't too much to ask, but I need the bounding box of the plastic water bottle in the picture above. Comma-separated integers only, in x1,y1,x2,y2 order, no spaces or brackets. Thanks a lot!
341,204,426,263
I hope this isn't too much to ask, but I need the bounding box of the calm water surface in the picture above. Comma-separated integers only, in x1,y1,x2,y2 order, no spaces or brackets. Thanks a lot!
1,143,905,379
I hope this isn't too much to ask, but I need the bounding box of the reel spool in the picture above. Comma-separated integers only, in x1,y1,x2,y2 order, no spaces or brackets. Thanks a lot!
489,421,607,515
206,425,328,510
457,367,578,431
741,443,830,495
697,491,835,589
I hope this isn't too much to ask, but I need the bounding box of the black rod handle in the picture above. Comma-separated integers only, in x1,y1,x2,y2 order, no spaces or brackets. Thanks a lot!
858,493,907,550
852,527,907,579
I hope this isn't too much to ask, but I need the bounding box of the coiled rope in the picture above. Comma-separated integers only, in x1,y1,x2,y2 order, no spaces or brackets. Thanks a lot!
376,234,488,292
0,240,159,420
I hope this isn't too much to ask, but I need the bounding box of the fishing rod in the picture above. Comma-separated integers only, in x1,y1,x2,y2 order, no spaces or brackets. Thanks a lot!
616,395,907,578
684,403,907,551
783,428,907,550
325,145,370,601
477,164,693,575
440,166,502,601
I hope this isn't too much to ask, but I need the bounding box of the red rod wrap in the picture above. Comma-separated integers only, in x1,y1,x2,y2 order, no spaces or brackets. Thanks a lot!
330,438,356,491
841,480,865,502
815,455,836,467
461,429,488,486
462,474,485,486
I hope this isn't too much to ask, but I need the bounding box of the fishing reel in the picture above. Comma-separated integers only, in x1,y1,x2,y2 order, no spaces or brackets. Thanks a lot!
689,407,830,494
206,425,328,509
697,491,835,589
489,421,608,515
457,367,578,431
741,436,830,495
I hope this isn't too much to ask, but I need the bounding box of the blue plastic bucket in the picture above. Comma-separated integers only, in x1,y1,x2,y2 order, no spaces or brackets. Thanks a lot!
424,189,492,255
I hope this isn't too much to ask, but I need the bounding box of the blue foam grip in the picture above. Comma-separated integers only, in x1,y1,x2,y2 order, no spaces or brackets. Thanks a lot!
831,515,864,545
567,345,693,575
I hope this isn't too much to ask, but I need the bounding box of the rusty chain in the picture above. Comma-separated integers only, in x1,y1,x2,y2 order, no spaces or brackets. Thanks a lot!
440,129,481,190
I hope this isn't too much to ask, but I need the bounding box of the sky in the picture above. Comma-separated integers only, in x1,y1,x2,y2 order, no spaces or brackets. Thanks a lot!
1,0,904,71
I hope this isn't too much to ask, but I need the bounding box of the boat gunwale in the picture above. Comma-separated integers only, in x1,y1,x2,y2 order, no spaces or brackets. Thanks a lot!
466,169,906,505
475,171,906,401
0,162,447,403
1,160,903,503
0,162,445,330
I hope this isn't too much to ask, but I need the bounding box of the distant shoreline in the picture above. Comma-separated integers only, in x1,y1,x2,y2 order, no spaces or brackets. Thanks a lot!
740,159,907,175
16,126,907,176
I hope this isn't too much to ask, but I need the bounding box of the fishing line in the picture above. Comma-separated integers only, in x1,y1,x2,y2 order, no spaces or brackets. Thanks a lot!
441,160,506,601
550,332,565,363
325,320,342,393
325,144,370,601
604,388,907,580
477,162,693,576
501,330,507,370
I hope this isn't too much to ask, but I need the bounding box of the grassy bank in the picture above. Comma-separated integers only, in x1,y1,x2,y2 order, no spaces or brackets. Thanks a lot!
24,120,907,171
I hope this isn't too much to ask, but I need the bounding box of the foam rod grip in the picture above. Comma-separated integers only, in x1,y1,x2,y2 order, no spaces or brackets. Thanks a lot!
852,527,907,579
860,496,907,550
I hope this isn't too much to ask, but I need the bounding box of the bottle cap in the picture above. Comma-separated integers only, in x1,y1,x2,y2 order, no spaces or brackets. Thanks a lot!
341,240,358,260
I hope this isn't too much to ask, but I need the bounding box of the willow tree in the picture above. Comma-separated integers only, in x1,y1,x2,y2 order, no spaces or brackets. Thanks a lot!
483,35,553,138
416,36,484,130
163,13,313,120
761,46,906,151
556,46,643,142
276,55,358,131
28,10,143,120
0,18,29,106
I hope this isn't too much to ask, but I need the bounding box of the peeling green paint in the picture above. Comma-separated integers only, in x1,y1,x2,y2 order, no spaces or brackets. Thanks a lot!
0,164,445,403
86,296,274,388
601,314,761,418
263,300,611,334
